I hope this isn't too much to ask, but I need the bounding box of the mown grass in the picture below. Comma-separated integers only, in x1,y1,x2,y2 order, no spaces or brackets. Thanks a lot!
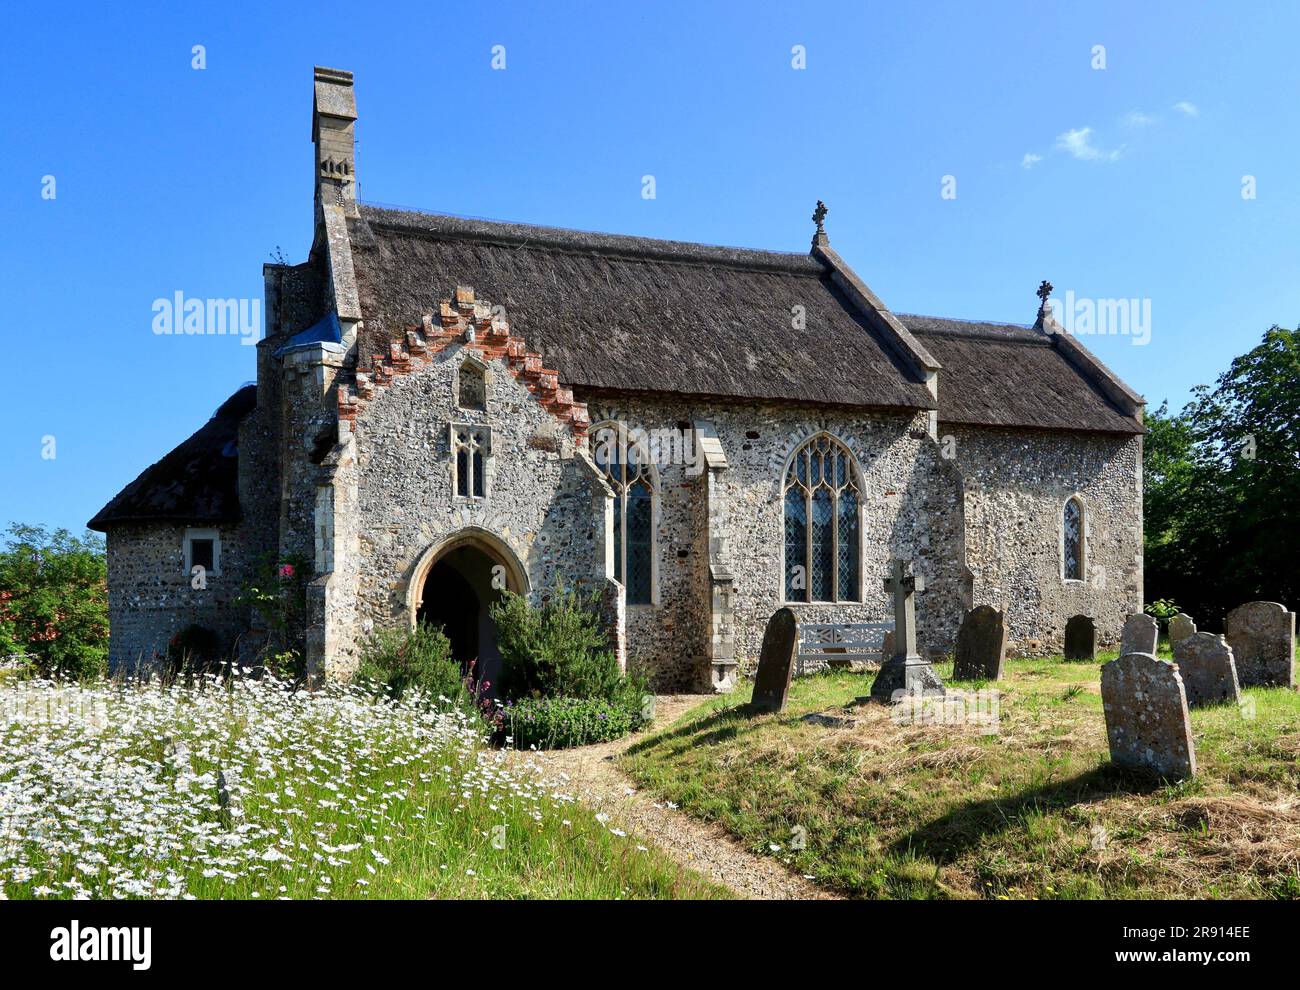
620,655,1300,900
0,677,729,900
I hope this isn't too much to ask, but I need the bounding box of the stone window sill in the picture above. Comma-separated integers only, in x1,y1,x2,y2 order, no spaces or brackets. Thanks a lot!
782,600,864,607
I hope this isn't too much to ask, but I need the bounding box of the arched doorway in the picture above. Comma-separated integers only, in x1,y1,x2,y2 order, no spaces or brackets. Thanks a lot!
409,531,527,695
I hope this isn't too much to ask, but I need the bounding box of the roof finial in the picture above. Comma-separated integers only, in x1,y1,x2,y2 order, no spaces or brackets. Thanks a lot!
1034,279,1055,331
811,200,829,247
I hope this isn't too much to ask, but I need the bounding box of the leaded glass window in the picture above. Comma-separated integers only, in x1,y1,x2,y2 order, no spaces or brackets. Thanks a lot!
452,425,489,499
592,423,656,605
783,434,860,602
1063,497,1083,581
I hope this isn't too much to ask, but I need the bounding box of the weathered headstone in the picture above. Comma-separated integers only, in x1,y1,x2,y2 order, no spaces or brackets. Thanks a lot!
1119,613,1159,657
750,607,798,714
1224,601,1296,688
1064,614,1096,661
1101,652,1196,780
870,559,945,701
953,605,1007,681
1173,632,1240,708
1168,613,1197,645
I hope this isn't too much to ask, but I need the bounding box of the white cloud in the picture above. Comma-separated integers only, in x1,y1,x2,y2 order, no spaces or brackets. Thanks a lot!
1021,152,1042,169
1055,126,1122,163
1123,110,1155,128
1173,100,1199,117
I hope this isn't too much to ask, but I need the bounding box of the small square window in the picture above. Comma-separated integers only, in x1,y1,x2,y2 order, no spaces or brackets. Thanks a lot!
184,528,221,577
190,539,214,572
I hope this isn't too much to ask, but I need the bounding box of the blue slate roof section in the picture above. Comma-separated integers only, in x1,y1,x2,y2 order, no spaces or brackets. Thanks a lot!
273,311,343,357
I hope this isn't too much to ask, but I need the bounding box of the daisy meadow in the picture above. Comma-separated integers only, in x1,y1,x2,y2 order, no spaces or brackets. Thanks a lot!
0,673,725,900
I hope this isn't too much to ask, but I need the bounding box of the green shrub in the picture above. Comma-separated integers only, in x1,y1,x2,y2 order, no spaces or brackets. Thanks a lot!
1144,598,1182,638
502,695,650,749
356,622,469,708
490,585,623,701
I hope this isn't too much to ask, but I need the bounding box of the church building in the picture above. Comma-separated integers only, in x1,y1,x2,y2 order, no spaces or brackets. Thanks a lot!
90,67,1146,691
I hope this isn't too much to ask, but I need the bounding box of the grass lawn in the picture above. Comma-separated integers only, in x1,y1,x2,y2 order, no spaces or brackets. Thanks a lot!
620,653,1300,899
0,676,729,900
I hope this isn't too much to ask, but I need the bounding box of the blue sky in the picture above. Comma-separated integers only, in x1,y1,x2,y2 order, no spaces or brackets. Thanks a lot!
4,0,1299,538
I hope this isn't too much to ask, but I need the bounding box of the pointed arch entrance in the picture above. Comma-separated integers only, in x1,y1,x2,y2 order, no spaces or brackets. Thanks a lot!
407,529,528,693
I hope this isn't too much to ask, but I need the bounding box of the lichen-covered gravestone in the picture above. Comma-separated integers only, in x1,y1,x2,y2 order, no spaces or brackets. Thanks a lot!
1119,613,1159,657
1168,613,1197,645
1064,614,1096,661
953,605,1007,680
750,607,798,714
1173,632,1240,708
1224,601,1296,688
1101,653,1196,780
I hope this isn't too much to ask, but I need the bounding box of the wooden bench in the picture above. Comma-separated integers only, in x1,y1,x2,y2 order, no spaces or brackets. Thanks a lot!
796,621,894,676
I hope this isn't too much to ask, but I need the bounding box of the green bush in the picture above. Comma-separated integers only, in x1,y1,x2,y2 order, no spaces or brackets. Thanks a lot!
0,524,108,680
490,585,623,701
355,622,469,708
1144,598,1182,638
502,695,650,749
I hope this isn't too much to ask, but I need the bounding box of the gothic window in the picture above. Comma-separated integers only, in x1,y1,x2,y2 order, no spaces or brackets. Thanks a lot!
1063,496,1084,581
458,358,486,411
592,423,656,605
451,425,490,499
783,434,860,602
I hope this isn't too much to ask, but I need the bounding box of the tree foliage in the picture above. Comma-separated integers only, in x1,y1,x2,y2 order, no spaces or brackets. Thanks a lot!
0,524,108,678
1145,326,1300,624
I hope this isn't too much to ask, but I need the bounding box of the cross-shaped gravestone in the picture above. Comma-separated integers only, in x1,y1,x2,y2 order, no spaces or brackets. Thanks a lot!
869,559,946,702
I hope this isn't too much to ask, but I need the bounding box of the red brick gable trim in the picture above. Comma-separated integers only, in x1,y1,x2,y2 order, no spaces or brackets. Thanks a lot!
336,285,591,436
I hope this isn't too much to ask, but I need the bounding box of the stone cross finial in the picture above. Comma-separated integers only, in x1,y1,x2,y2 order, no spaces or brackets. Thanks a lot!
812,200,828,233
1036,279,1053,304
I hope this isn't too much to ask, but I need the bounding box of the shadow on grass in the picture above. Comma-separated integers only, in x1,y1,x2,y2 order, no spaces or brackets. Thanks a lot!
623,702,775,758
888,763,1168,865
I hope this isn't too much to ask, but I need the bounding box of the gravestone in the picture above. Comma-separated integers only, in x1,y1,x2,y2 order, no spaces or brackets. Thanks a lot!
1064,614,1096,661
1101,652,1196,780
1224,601,1296,688
1168,613,1197,645
1173,632,1240,708
1119,613,1159,656
750,607,798,714
869,560,945,702
953,605,1007,680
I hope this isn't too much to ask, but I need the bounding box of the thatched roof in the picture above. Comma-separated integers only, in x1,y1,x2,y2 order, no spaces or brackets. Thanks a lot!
901,316,1144,434
347,206,1142,433
348,206,936,412
88,386,255,531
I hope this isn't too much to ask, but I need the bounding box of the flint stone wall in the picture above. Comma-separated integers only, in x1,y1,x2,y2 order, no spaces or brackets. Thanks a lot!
104,521,257,673
583,396,969,688
943,426,1143,655
348,343,610,673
